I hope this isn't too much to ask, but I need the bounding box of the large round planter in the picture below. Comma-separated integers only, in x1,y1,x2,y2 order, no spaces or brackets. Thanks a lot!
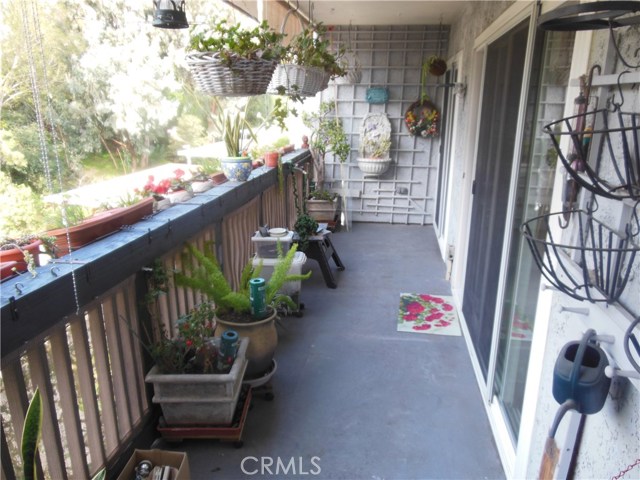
145,338,249,426
221,157,253,182
357,157,392,176
0,239,42,275
47,197,154,256
214,307,277,379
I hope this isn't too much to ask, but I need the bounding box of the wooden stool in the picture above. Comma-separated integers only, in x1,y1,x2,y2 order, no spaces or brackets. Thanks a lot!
300,231,345,288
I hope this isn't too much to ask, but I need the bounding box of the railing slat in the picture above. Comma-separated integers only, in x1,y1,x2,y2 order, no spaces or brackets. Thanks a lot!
68,314,106,473
1,420,17,480
223,197,259,290
263,184,287,230
26,343,67,479
48,327,89,479
86,307,120,455
123,283,149,413
114,286,144,426
101,297,133,437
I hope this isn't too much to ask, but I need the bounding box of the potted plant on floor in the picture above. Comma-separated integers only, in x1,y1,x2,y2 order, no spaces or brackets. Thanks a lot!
174,241,310,380
143,302,250,426
302,101,350,222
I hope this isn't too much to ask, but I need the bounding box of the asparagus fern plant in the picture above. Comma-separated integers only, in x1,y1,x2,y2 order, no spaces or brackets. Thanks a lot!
175,241,311,320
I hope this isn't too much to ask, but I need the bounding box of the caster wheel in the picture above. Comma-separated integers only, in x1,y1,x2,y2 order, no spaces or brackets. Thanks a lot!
299,303,305,310
295,311,303,318
233,441,244,448
338,266,345,271
264,392,275,401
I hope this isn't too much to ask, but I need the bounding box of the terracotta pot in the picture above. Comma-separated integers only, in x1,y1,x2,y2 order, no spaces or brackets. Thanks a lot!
210,172,228,185
47,197,154,256
214,307,278,379
264,151,280,168
1,261,19,281
0,239,42,274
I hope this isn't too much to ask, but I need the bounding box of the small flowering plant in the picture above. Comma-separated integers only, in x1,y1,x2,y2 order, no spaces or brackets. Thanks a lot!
149,302,219,374
404,100,439,138
138,169,192,200
189,18,285,66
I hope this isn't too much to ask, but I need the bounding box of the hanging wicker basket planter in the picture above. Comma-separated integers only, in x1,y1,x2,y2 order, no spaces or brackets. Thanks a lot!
186,52,278,97
267,64,330,97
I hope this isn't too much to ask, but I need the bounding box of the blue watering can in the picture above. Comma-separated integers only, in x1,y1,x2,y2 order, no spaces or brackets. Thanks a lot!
552,329,611,415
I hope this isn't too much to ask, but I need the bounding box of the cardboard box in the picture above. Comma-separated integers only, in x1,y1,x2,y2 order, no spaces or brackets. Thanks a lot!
117,449,190,480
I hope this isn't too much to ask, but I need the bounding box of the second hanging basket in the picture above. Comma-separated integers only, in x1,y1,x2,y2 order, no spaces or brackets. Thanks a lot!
267,64,330,97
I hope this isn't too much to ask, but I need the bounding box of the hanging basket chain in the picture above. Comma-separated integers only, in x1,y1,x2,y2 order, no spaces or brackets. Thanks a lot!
21,0,82,315
20,0,52,194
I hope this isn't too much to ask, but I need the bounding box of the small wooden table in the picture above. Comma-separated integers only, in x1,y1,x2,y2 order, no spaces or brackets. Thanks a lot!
299,230,345,288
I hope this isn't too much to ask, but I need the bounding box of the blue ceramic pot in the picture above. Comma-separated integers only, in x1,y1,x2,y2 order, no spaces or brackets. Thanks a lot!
221,156,252,182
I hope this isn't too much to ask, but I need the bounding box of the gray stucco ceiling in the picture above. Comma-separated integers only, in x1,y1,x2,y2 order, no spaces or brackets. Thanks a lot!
227,0,469,25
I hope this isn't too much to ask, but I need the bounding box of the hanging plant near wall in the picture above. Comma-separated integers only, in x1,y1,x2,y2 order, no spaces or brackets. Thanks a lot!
405,57,440,138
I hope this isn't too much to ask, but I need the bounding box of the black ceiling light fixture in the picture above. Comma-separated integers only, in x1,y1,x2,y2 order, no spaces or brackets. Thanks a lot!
152,0,189,29
537,1,640,31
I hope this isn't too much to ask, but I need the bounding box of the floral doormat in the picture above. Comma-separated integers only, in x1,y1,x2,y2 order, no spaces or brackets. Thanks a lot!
397,293,461,336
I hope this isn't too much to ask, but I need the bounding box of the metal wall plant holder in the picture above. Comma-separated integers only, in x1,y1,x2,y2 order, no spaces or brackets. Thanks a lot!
522,4,640,307
521,210,639,303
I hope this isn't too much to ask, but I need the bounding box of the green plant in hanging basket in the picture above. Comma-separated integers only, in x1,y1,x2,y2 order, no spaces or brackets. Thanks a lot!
189,19,285,65
283,22,346,78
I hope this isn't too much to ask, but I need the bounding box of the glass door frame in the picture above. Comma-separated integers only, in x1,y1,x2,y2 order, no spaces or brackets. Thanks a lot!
460,3,541,476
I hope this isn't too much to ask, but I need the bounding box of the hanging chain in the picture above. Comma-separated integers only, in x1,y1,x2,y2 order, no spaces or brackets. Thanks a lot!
22,0,81,314
20,0,52,193
612,458,640,480
31,0,66,196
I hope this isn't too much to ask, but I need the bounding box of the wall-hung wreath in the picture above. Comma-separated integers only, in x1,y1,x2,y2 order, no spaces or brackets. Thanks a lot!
404,100,439,137
405,60,440,138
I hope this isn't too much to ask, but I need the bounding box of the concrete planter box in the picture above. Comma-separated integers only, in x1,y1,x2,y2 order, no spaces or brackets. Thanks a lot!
145,338,249,426
307,198,337,222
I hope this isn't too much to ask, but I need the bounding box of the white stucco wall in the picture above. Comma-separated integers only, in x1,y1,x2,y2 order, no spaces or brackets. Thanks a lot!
445,0,514,250
525,22,640,480
446,2,640,478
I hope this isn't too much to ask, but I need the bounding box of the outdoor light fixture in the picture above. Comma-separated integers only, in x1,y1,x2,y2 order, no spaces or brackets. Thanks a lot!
152,0,188,29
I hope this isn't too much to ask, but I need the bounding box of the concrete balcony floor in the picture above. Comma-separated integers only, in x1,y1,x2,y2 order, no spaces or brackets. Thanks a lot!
154,223,504,479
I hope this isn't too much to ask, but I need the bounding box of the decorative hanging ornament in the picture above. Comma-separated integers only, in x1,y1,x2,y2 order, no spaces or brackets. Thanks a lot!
404,100,439,137
405,56,440,138
152,0,188,29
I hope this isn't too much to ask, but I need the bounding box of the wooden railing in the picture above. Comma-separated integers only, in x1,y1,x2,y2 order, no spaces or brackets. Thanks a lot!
0,153,310,479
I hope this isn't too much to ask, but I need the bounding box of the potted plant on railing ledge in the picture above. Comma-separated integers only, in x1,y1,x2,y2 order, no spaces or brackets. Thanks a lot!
43,195,154,257
214,97,291,182
302,101,350,222
174,241,311,381
186,18,285,96
0,234,55,280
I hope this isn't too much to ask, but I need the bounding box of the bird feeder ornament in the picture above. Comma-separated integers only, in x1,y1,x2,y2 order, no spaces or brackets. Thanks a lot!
152,0,189,29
